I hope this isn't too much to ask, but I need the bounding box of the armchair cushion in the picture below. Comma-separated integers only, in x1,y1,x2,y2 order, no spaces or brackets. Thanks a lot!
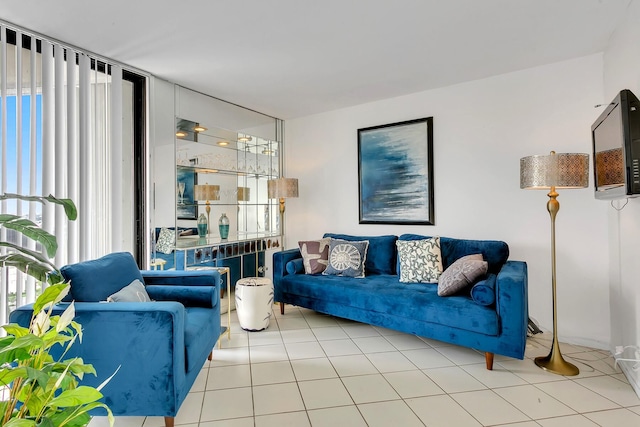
62,252,144,302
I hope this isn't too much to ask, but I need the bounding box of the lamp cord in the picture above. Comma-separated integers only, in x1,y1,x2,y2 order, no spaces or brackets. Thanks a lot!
611,198,629,211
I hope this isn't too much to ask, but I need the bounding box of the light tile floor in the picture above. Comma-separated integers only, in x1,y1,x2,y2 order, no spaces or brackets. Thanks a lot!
89,304,640,427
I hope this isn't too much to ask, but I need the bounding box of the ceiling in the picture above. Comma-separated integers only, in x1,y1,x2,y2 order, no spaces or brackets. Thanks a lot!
0,0,633,119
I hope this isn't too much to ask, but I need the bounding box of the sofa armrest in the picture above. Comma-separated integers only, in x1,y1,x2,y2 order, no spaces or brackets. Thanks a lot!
273,248,302,281
146,285,218,308
495,260,529,355
141,269,220,288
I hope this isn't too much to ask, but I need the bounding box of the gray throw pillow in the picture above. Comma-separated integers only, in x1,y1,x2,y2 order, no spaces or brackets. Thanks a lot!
438,254,488,296
323,239,369,278
107,279,152,302
396,237,443,283
299,238,331,274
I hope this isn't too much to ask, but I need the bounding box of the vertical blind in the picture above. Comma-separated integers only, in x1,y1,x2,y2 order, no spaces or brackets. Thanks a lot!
0,25,127,326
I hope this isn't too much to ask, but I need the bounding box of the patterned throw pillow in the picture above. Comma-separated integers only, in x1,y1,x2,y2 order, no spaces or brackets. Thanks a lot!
396,237,443,283
323,239,369,278
438,254,488,296
155,228,175,254
298,238,331,274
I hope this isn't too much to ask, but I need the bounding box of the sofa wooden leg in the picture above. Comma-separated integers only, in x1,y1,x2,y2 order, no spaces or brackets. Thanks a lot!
280,302,285,315
485,352,494,370
208,351,213,361
164,417,174,427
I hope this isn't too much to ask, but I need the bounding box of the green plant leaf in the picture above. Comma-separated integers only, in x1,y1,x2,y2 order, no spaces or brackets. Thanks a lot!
2,324,30,338
35,417,55,427
0,215,58,258
0,242,58,270
48,386,103,407
48,409,91,427
25,366,50,390
3,418,36,427
0,253,59,285
33,284,69,314
0,193,77,221
0,366,28,386
1,334,43,354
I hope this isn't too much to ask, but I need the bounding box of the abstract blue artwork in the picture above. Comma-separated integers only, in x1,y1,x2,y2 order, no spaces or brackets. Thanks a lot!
358,117,434,224
177,167,198,220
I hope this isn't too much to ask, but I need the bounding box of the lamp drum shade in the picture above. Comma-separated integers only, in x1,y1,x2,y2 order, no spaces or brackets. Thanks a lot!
237,187,251,201
194,184,220,201
520,152,589,190
268,178,299,199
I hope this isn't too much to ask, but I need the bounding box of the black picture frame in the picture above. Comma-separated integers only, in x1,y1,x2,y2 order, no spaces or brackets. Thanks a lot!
358,117,434,225
177,167,198,220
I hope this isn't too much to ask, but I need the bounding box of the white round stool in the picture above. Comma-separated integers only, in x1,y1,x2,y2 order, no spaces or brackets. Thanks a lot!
235,277,274,331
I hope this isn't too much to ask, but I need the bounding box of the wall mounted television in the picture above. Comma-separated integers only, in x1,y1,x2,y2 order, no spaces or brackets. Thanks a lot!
592,89,640,200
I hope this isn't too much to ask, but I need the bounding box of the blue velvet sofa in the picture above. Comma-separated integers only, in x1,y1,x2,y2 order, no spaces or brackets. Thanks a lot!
273,233,528,369
9,252,222,427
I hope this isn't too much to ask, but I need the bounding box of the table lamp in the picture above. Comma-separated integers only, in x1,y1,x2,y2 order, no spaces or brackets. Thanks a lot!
194,184,220,234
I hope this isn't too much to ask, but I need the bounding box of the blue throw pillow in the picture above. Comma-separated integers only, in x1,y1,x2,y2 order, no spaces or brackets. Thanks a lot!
61,252,145,302
286,259,305,275
323,239,369,278
470,274,497,306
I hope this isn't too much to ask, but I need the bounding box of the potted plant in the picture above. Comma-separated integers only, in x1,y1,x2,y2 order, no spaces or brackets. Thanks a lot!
0,193,114,427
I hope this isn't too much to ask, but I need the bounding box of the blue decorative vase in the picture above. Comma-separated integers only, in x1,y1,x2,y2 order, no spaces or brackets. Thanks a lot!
197,214,207,237
219,213,230,239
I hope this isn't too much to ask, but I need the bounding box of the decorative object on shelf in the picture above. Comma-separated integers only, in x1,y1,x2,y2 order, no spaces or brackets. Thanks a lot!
219,212,230,239
194,183,220,233
237,186,250,201
177,168,197,219
358,117,434,225
520,150,589,376
197,213,208,237
268,177,299,216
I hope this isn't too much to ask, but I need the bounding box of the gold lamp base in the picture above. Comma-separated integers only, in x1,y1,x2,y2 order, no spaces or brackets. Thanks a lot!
534,339,579,376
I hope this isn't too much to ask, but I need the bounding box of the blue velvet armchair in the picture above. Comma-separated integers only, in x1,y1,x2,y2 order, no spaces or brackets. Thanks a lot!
9,252,222,427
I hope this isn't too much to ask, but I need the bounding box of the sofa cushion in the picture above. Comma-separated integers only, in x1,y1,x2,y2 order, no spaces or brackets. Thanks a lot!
286,259,305,275
184,307,218,372
323,233,397,275
107,279,152,302
323,239,369,278
470,274,497,306
396,237,443,283
298,238,331,274
62,252,145,302
438,254,488,296
278,273,498,336
399,234,509,274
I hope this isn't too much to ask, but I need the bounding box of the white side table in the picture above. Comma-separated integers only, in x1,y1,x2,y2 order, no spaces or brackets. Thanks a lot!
235,277,273,332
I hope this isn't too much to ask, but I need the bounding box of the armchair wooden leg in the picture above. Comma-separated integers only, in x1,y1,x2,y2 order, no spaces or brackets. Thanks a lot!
164,417,174,427
485,352,494,370
208,351,213,361
280,302,285,315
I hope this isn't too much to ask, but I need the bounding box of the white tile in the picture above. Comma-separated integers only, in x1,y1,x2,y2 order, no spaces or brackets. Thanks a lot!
302,313,340,328
341,324,381,338
352,336,397,353
254,411,310,427
406,395,482,427
279,328,316,343
199,418,255,427
342,373,401,404
372,325,403,336
249,343,289,363
537,414,600,427
252,382,305,416
275,317,310,330
191,367,208,392
383,370,445,398
499,358,568,384
365,350,417,373
384,333,432,350
141,417,164,427
210,346,250,367
584,408,640,426
423,366,486,393
435,345,486,365
248,330,283,346
312,326,349,341
307,405,368,427
90,416,145,427
291,357,338,381
358,400,424,427
206,364,252,390
494,384,575,420
329,354,378,377
200,387,254,422
175,391,204,425
218,330,249,348
536,379,620,412
462,362,528,388
450,390,529,425
576,375,640,407
611,373,630,383
319,339,362,357
251,360,296,386
298,378,354,409
285,341,326,359
629,405,640,415
402,348,456,369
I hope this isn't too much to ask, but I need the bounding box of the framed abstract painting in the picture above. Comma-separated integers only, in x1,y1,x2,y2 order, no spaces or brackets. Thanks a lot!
177,167,198,220
358,117,434,225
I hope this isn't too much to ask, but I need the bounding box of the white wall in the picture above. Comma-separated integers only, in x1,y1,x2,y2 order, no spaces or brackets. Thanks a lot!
285,54,610,348
602,0,640,394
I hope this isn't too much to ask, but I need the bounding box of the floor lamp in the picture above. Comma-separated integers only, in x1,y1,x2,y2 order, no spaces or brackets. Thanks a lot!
520,151,589,376
267,177,298,235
